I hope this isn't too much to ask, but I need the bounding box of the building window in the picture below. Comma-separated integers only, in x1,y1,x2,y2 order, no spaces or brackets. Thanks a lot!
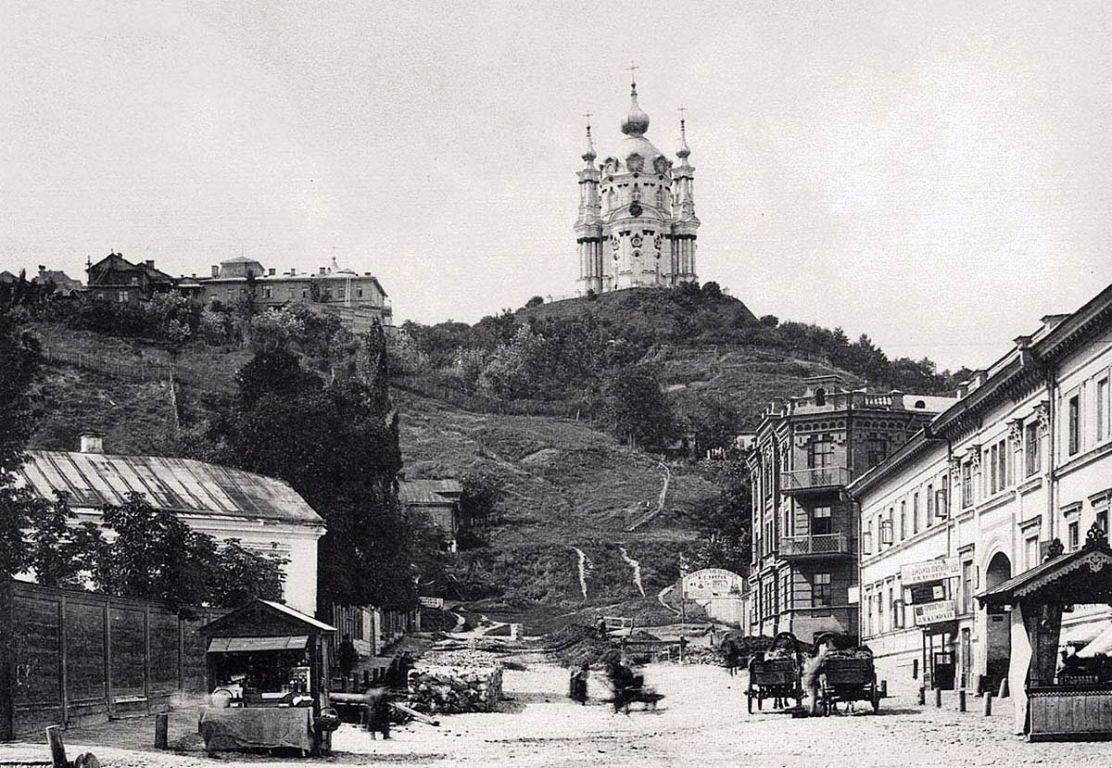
357,287,364,298
1025,422,1040,477
864,519,874,555
936,486,949,519
899,501,907,540
1068,394,1081,456
888,587,898,629
867,438,887,467
812,506,832,535
912,493,920,534
263,288,272,299
961,560,974,614
808,438,835,469
1068,520,1080,551
813,572,831,607
814,387,826,406
1096,510,1108,542
880,516,893,547
877,590,885,634
117,290,128,303
1025,535,1040,571
926,485,934,527
1099,378,1108,442
961,462,973,508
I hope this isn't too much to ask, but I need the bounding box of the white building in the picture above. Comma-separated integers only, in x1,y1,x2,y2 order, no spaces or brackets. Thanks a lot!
17,438,326,615
851,284,1112,692
574,76,699,294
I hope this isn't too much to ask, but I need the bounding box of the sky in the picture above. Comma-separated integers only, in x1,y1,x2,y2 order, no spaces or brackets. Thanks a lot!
2,0,1111,371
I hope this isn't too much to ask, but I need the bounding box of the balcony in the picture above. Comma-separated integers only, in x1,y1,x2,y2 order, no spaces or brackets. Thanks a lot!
780,466,852,494
780,532,854,559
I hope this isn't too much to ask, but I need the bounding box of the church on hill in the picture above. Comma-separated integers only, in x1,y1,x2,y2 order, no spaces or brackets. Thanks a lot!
575,73,700,295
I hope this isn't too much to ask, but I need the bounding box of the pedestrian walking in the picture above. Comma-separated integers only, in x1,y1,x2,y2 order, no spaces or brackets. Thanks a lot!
569,662,590,705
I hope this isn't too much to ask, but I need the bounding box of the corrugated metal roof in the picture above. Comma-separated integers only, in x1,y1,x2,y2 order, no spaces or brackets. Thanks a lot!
20,450,323,526
260,600,337,632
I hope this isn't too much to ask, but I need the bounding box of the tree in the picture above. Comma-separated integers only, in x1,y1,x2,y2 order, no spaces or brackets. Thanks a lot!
25,492,103,590
684,397,743,455
210,331,409,609
686,461,752,575
599,367,677,452
525,295,544,308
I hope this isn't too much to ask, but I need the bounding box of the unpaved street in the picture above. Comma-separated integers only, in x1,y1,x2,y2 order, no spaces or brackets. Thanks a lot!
4,660,1112,767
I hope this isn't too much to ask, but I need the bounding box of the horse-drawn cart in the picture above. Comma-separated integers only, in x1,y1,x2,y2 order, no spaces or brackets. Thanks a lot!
746,656,803,713
816,656,879,715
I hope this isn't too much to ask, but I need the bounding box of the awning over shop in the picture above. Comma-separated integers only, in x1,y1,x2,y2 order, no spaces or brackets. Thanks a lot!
1078,621,1112,658
977,526,1112,608
208,635,309,653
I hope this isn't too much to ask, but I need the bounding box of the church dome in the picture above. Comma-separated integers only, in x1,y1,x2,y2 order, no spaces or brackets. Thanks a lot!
621,85,650,137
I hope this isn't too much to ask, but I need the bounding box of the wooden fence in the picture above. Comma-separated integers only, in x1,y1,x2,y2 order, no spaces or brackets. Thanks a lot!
2,581,222,739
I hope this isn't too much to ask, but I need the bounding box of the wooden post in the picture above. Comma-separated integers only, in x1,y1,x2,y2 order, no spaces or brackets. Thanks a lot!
59,593,68,727
144,605,152,714
879,680,888,698
912,658,918,679
155,712,169,749
958,689,967,712
998,676,1009,699
917,686,925,705
982,692,993,716
46,725,68,768
934,687,942,708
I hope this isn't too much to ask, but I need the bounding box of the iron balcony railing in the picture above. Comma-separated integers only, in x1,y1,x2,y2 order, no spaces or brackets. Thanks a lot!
780,533,854,557
780,466,852,493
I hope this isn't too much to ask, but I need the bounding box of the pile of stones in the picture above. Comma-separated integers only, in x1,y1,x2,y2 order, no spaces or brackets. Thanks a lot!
406,664,503,715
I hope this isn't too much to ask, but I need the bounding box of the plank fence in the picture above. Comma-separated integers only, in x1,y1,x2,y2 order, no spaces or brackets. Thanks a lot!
2,581,222,740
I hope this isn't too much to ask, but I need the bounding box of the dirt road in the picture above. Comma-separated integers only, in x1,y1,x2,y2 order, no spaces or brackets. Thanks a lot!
4,661,1111,767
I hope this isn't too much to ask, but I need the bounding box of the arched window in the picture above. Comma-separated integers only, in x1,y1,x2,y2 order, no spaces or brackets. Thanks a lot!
814,388,826,406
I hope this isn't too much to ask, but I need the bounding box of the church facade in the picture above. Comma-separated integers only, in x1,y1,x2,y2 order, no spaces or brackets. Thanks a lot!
575,79,699,295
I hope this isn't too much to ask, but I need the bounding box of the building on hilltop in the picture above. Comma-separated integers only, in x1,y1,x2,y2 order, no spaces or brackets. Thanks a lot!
575,75,699,295
850,284,1112,694
16,435,326,615
745,376,958,643
86,252,175,304
179,256,392,334
33,266,84,295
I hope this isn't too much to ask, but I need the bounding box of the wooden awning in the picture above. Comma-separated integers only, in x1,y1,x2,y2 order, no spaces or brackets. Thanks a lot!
978,525,1112,607
207,635,309,653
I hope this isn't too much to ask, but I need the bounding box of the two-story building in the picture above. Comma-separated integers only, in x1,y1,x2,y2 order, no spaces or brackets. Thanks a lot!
851,284,1112,693
86,252,175,304
181,256,392,333
746,377,956,642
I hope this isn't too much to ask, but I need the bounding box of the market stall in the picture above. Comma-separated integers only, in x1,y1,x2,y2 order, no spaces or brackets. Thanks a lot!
978,524,1112,741
198,599,339,755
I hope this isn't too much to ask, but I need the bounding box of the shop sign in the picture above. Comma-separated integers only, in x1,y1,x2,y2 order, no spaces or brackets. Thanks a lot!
901,557,960,585
906,581,947,605
418,596,444,609
913,599,957,627
682,568,745,599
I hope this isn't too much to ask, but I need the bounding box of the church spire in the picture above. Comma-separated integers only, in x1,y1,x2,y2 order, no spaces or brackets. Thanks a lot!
582,114,596,164
677,105,691,159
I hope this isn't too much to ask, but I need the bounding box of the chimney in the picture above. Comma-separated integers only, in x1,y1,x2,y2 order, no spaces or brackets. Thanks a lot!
79,434,103,454
145,260,155,268
211,265,220,278
319,267,326,275
268,268,276,276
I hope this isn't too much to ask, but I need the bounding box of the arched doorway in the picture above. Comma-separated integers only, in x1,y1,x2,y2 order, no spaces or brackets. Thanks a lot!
984,552,1012,692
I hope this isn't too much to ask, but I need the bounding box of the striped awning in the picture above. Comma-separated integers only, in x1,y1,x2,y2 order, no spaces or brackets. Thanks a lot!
207,635,309,653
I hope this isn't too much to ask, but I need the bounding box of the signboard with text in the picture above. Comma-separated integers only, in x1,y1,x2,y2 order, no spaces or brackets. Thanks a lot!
901,557,960,586
682,568,745,599
418,596,444,609
913,599,957,627
907,581,947,605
